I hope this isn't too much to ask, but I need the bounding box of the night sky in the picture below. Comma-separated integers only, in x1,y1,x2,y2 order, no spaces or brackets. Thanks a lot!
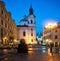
3,0,60,34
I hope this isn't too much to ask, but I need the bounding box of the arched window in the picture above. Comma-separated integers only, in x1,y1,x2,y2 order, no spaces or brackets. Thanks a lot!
31,33,33,36
31,20,33,24
23,31,26,36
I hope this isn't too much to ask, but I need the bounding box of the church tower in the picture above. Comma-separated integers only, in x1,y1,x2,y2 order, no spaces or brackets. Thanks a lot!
27,6,36,44
28,6,36,26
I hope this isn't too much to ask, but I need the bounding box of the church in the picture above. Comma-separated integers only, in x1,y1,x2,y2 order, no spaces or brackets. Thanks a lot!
17,6,37,44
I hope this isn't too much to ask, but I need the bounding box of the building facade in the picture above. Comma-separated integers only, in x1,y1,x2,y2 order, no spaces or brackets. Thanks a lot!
17,6,37,44
0,1,17,45
43,22,60,46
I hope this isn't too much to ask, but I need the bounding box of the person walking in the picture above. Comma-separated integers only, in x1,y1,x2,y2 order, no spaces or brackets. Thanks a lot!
50,43,53,53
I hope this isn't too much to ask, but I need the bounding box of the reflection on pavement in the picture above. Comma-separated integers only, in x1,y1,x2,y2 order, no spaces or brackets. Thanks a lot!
42,47,46,53
0,46,60,61
3,49,8,54
48,48,52,56
28,48,33,54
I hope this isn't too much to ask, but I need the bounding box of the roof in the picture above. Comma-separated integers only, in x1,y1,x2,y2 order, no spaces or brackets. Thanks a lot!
17,25,28,27
20,19,28,22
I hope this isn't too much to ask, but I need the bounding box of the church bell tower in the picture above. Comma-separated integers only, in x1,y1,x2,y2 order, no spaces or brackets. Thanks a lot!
28,6,36,26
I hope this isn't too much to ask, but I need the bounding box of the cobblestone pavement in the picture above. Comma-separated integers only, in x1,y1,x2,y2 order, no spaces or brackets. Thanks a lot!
0,46,60,61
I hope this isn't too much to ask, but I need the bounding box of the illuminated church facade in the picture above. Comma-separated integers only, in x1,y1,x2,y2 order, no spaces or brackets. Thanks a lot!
17,6,37,44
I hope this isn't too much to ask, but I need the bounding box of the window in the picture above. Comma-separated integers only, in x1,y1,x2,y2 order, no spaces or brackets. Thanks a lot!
1,20,3,25
31,20,33,24
55,42,58,47
23,31,26,36
1,29,3,44
31,29,33,31
1,29,3,38
31,33,33,36
31,39,33,42
1,10,3,14
55,35,58,39
5,23,7,27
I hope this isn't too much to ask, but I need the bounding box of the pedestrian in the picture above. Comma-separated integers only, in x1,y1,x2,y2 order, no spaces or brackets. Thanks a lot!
50,43,53,53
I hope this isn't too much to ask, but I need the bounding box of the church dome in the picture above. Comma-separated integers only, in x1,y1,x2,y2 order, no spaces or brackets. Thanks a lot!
20,15,28,22
20,15,28,26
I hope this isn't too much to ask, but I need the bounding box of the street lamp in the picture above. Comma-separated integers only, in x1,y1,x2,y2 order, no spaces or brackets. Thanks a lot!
45,23,57,29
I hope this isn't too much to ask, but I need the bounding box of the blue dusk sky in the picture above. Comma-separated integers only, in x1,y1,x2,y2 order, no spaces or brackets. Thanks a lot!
2,0,60,34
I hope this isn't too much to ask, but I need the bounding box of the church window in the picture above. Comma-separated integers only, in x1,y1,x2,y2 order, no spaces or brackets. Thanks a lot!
31,39,33,42
31,20,33,24
23,31,26,36
31,33,33,36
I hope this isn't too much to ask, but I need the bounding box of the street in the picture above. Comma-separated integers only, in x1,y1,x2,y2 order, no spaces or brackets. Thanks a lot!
0,45,60,61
